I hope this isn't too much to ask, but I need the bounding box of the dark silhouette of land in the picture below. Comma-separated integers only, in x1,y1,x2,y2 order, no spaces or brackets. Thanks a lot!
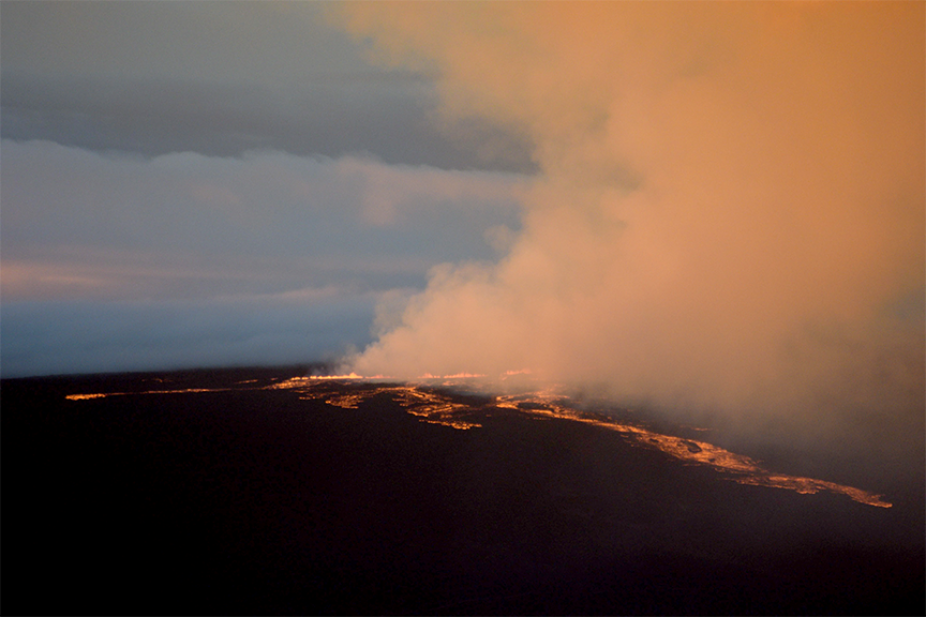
3,366,923,615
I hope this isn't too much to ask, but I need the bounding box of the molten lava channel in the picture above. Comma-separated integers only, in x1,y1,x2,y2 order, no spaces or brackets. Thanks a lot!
65,374,891,508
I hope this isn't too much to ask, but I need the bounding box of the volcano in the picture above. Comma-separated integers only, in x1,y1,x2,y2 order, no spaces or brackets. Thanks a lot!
3,366,923,615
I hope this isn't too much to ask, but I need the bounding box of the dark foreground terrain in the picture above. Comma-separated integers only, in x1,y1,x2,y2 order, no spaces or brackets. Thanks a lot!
3,367,923,615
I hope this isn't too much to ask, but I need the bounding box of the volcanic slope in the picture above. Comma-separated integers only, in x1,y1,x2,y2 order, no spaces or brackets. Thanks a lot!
3,367,923,615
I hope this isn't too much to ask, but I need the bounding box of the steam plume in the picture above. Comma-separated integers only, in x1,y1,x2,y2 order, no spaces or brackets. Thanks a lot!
332,3,924,444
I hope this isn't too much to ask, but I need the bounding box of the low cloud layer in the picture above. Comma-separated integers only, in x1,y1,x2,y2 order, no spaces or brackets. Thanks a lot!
1,2,539,380
1,141,525,377
337,3,924,447
1,140,524,302
0,293,376,378
1,1,533,171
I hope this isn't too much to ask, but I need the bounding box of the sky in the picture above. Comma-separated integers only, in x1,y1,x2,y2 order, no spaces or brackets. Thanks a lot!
2,1,924,458
1,1,531,376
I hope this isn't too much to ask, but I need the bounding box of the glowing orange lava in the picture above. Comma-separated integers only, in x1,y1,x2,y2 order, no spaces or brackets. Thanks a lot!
66,388,227,400
64,375,891,508
493,390,891,508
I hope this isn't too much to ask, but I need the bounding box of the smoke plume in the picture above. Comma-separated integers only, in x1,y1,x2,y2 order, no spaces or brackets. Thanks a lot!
332,3,924,447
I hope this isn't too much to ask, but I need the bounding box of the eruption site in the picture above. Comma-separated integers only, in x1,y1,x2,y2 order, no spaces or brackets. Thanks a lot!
65,373,892,508
330,2,924,456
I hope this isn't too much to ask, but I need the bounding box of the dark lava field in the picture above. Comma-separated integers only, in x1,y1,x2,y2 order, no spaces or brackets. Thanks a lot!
3,366,923,615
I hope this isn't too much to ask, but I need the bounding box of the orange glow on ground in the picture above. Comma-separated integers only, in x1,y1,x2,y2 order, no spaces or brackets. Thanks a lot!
418,372,487,380
66,388,228,400
65,376,891,507
493,390,892,508
308,372,364,380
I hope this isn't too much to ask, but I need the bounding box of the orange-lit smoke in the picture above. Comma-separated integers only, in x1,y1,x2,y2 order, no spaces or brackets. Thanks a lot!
332,3,924,442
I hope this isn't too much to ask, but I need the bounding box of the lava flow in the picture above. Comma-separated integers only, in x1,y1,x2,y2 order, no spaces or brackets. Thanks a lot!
64,373,892,508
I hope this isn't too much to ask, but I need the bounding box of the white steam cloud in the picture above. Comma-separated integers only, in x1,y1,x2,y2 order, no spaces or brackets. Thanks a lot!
332,3,924,444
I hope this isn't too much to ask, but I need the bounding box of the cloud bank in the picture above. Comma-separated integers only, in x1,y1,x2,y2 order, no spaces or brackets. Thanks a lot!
1,140,524,301
1,1,533,172
0,141,524,377
336,3,924,444
0,294,376,378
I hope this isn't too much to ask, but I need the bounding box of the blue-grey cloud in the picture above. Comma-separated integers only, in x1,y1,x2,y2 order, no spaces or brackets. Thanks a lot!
0,294,376,378
0,71,534,173
1,140,524,300
0,2,534,171
0,2,535,378
1,140,526,376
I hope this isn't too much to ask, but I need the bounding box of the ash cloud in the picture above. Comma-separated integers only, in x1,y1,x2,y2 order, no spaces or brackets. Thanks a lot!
336,3,924,451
